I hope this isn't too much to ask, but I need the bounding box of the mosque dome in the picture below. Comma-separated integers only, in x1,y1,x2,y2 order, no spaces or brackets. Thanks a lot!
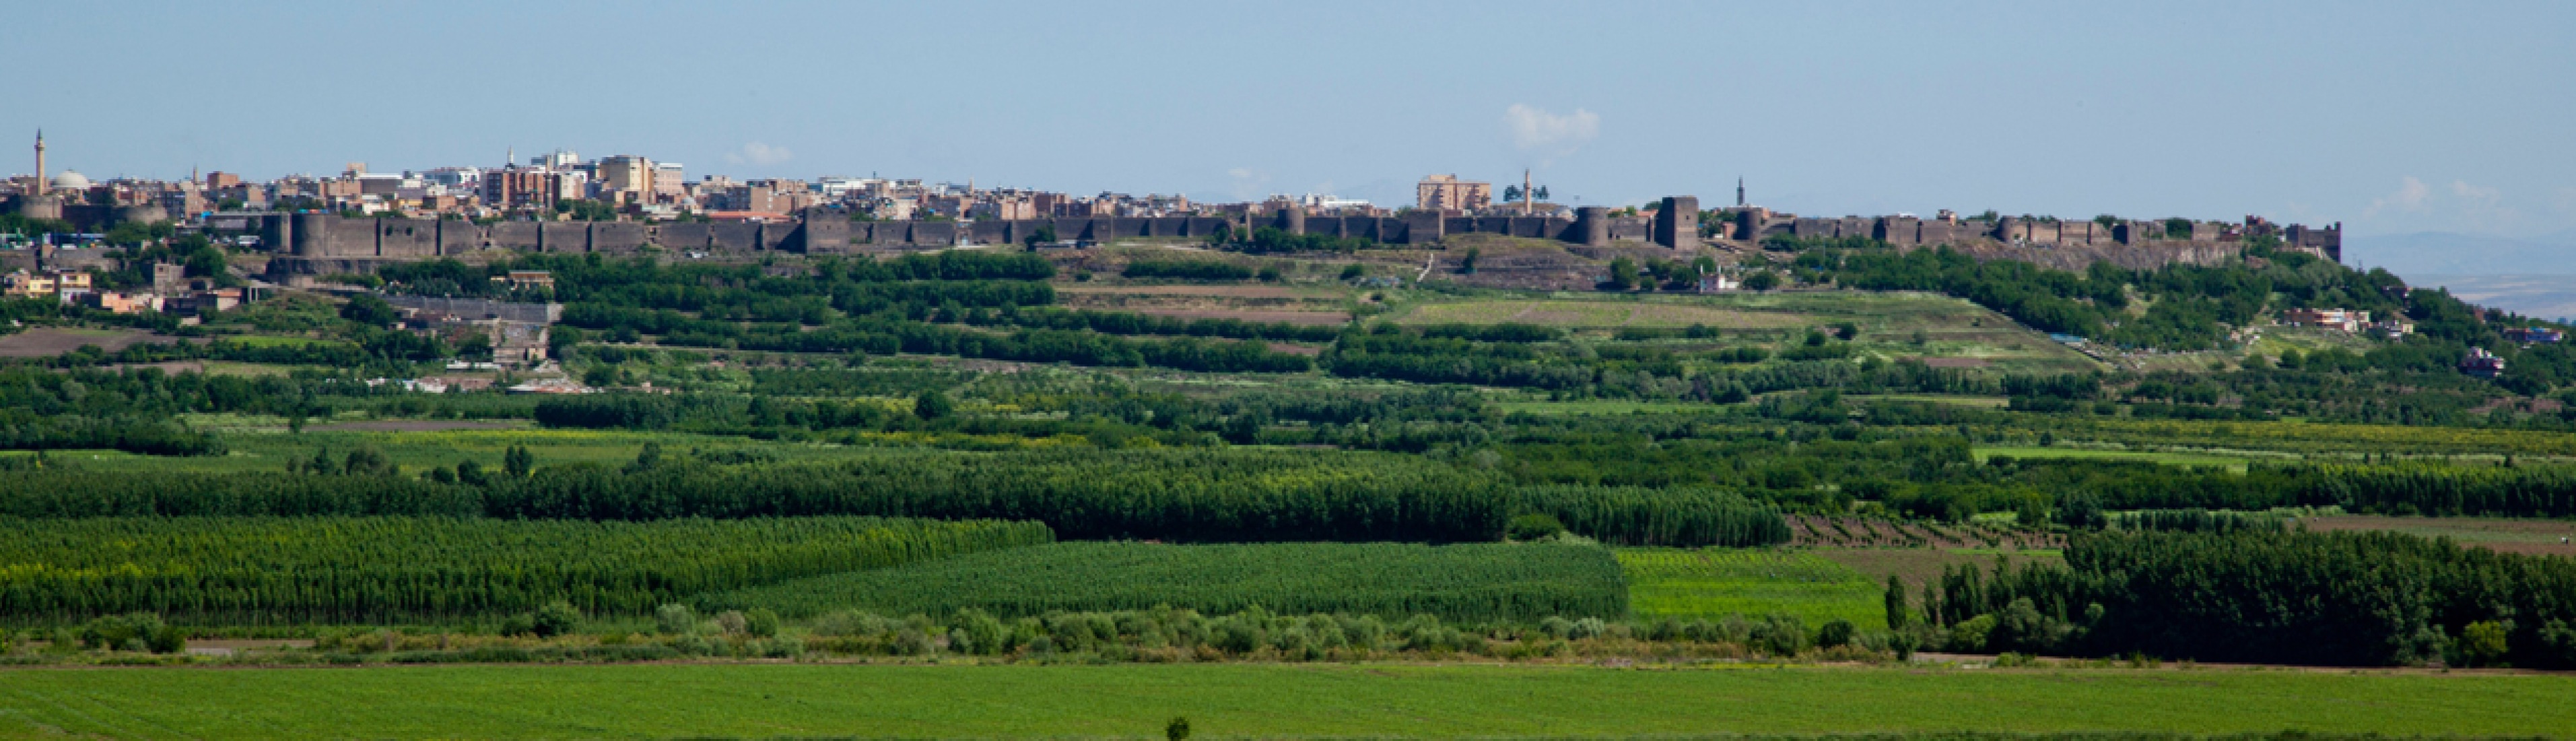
48,170,90,190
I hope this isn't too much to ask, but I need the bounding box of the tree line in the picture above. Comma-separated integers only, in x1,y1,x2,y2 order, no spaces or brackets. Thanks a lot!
0,516,1050,624
1904,529,2576,668
0,448,1791,548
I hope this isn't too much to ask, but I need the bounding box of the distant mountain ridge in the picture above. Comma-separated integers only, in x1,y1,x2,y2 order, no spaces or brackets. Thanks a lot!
2342,230,2576,276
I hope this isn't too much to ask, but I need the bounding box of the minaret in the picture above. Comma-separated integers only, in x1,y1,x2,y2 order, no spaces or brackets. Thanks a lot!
1736,177,1745,207
32,130,46,196
1522,168,1534,215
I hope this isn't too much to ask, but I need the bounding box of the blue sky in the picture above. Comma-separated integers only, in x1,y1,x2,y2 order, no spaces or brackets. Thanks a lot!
6,1,2573,238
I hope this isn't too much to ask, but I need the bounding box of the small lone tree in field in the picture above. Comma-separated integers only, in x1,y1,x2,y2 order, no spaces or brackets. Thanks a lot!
1167,717,1191,741
503,445,535,478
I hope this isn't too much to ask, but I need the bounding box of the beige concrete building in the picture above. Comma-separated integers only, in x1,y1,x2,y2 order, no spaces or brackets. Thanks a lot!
1416,174,1491,213
596,155,654,201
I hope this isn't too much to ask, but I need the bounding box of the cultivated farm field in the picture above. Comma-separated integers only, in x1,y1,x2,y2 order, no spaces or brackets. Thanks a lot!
2302,514,2576,556
1619,548,1885,630
702,541,1627,621
1813,547,2068,591
1786,515,2062,550
0,327,182,357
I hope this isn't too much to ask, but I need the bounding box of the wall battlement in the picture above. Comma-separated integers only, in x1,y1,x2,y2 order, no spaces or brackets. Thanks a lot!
1727,210,2341,262
256,203,1695,276
253,195,2335,278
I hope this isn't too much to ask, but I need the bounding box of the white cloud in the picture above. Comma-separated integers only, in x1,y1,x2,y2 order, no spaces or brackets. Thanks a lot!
1504,104,1600,153
723,141,792,166
1225,167,1270,201
2449,179,2517,230
2363,176,2432,218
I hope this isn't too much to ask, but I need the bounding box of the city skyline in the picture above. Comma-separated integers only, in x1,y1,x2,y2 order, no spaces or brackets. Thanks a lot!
6,1,2575,239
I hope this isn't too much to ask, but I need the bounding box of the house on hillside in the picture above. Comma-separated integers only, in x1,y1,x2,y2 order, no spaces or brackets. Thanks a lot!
2460,348,2506,379
2282,308,2368,332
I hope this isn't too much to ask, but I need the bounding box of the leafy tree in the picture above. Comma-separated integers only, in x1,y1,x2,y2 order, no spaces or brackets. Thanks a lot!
1506,513,1565,541
656,604,698,635
183,246,230,281
914,391,954,420
503,445,535,479
339,294,401,328
342,446,395,477
1606,257,1638,290
1884,575,1911,629
628,442,665,473
1021,224,1060,251
1817,618,1857,648
2460,620,2510,667
530,600,582,637
1460,247,1481,274
745,607,781,638
1742,271,1780,292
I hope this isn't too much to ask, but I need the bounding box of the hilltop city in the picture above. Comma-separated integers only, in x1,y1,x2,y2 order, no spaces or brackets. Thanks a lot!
3,131,2361,286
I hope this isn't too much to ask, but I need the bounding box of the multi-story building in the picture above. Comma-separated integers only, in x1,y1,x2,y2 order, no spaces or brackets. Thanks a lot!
970,197,1038,221
481,168,556,211
653,163,685,201
1416,174,1491,214
727,179,813,214
529,150,580,169
3,271,57,298
595,156,654,202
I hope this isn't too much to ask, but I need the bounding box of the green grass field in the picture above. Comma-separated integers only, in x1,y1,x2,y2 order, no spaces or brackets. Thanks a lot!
1619,549,1885,630
1,663,2567,739
1973,445,2258,472
703,541,1626,622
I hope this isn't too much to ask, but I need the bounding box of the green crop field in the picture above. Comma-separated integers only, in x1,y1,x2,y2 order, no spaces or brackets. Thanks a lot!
702,541,1627,622
1619,549,1885,629
1971,445,2260,472
1,663,2568,739
0,516,1050,624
